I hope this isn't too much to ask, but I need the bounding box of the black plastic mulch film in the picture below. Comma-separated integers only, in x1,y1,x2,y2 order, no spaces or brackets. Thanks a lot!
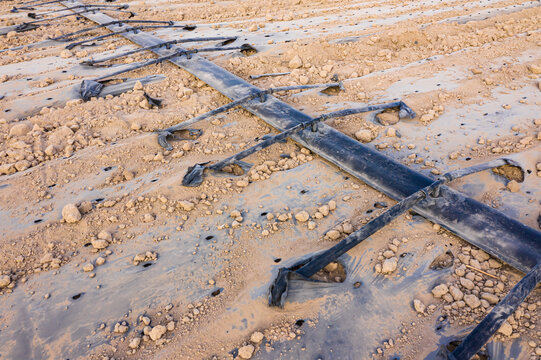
2,1,541,359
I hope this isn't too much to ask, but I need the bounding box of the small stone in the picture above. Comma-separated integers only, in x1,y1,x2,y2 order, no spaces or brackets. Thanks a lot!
133,81,144,91
528,63,541,74
432,284,449,298
464,294,481,309
460,277,475,290
355,129,373,143
449,286,464,301
535,348,541,356
307,221,316,230
295,211,309,222
141,316,151,325
91,239,109,250
326,229,341,240
324,262,338,272
0,275,11,288
288,55,303,69
413,299,425,313
376,112,399,125
9,123,31,137
60,50,73,58
62,203,82,223
236,180,249,187
481,292,499,305
98,231,112,241
238,344,255,359
250,331,264,343
506,180,520,192
114,322,129,333
166,321,175,331
179,200,195,211
497,321,513,336
149,325,167,341
95,257,106,266
318,205,330,216
381,257,398,274
129,337,141,349
83,263,94,272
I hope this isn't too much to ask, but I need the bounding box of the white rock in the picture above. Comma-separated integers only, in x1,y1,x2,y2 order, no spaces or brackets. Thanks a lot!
62,203,82,223
431,284,449,298
238,344,255,359
288,55,303,69
9,123,31,137
464,294,481,309
0,275,11,288
250,331,264,343
129,337,141,349
295,211,309,222
91,239,109,250
381,257,398,273
149,325,167,341
497,321,513,336
355,129,373,143
413,299,425,313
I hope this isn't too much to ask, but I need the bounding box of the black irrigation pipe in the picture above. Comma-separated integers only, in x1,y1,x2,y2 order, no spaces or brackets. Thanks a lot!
49,19,175,41
79,45,254,100
156,83,343,151
449,261,541,359
12,0,73,11
82,36,238,65
26,3,127,18
249,72,291,80
181,101,416,187
13,7,134,31
268,158,517,308
64,24,195,49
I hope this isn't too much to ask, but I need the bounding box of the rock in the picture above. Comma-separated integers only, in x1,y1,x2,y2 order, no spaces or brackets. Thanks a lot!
238,344,255,359
166,321,175,331
9,123,31,137
528,63,541,74
62,203,82,223
91,239,109,250
133,80,144,91
481,292,499,305
83,263,94,272
250,331,264,343
381,257,398,273
78,201,93,214
449,286,464,301
236,180,249,187
431,284,449,298
326,229,341,240
535,348,541,356
249,24,258,32
0,163,16,175
14,160,30,172
318,205,330,216
460,277,475,290
506,180,520,192
413,299,425,313
0,275,11,288
342,222,353,234
60,50,73,58
324,262,338,272
355,129,373,143
95,257,106,266
98,231,112,241
288,55,303,69
179,200,195,211
295,211,309,222
376,112,399,125
328,200,337,211
149,325,167,341
307,221,316,230
497,321,513,336
464,294,481,309
129,337,141,349
44,144,58,156
114,322,129,333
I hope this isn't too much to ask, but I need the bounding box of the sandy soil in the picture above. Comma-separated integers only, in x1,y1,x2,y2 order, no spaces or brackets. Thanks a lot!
0,0,540,359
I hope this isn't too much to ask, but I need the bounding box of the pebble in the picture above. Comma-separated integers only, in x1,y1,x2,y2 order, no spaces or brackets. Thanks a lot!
95,257,106,266
60,50,73,58
179,200,195,211
326,229,341,240
129,337,141,349
238,344,255,359
307,221,316,230
83,263,94,272
506,180,520,192
166,321,175,331
149,325,167,341
413,299,426,313
236,180,249,187
114,322,129,333
377,112,399,125
295,211,309,222
91,239,109,250
0,275,11,288
431,284,449,298
133,81,144,91
9,123,31,137
98,231,112,241
460,277,475,290
318,205,330,216
355,129,373,143
250,331,264,343
497,321,513,336
464,294,481,309
449,286,464,301
481,292,499,305
289,55,303,69
381,257,398,273
62,204,82,223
